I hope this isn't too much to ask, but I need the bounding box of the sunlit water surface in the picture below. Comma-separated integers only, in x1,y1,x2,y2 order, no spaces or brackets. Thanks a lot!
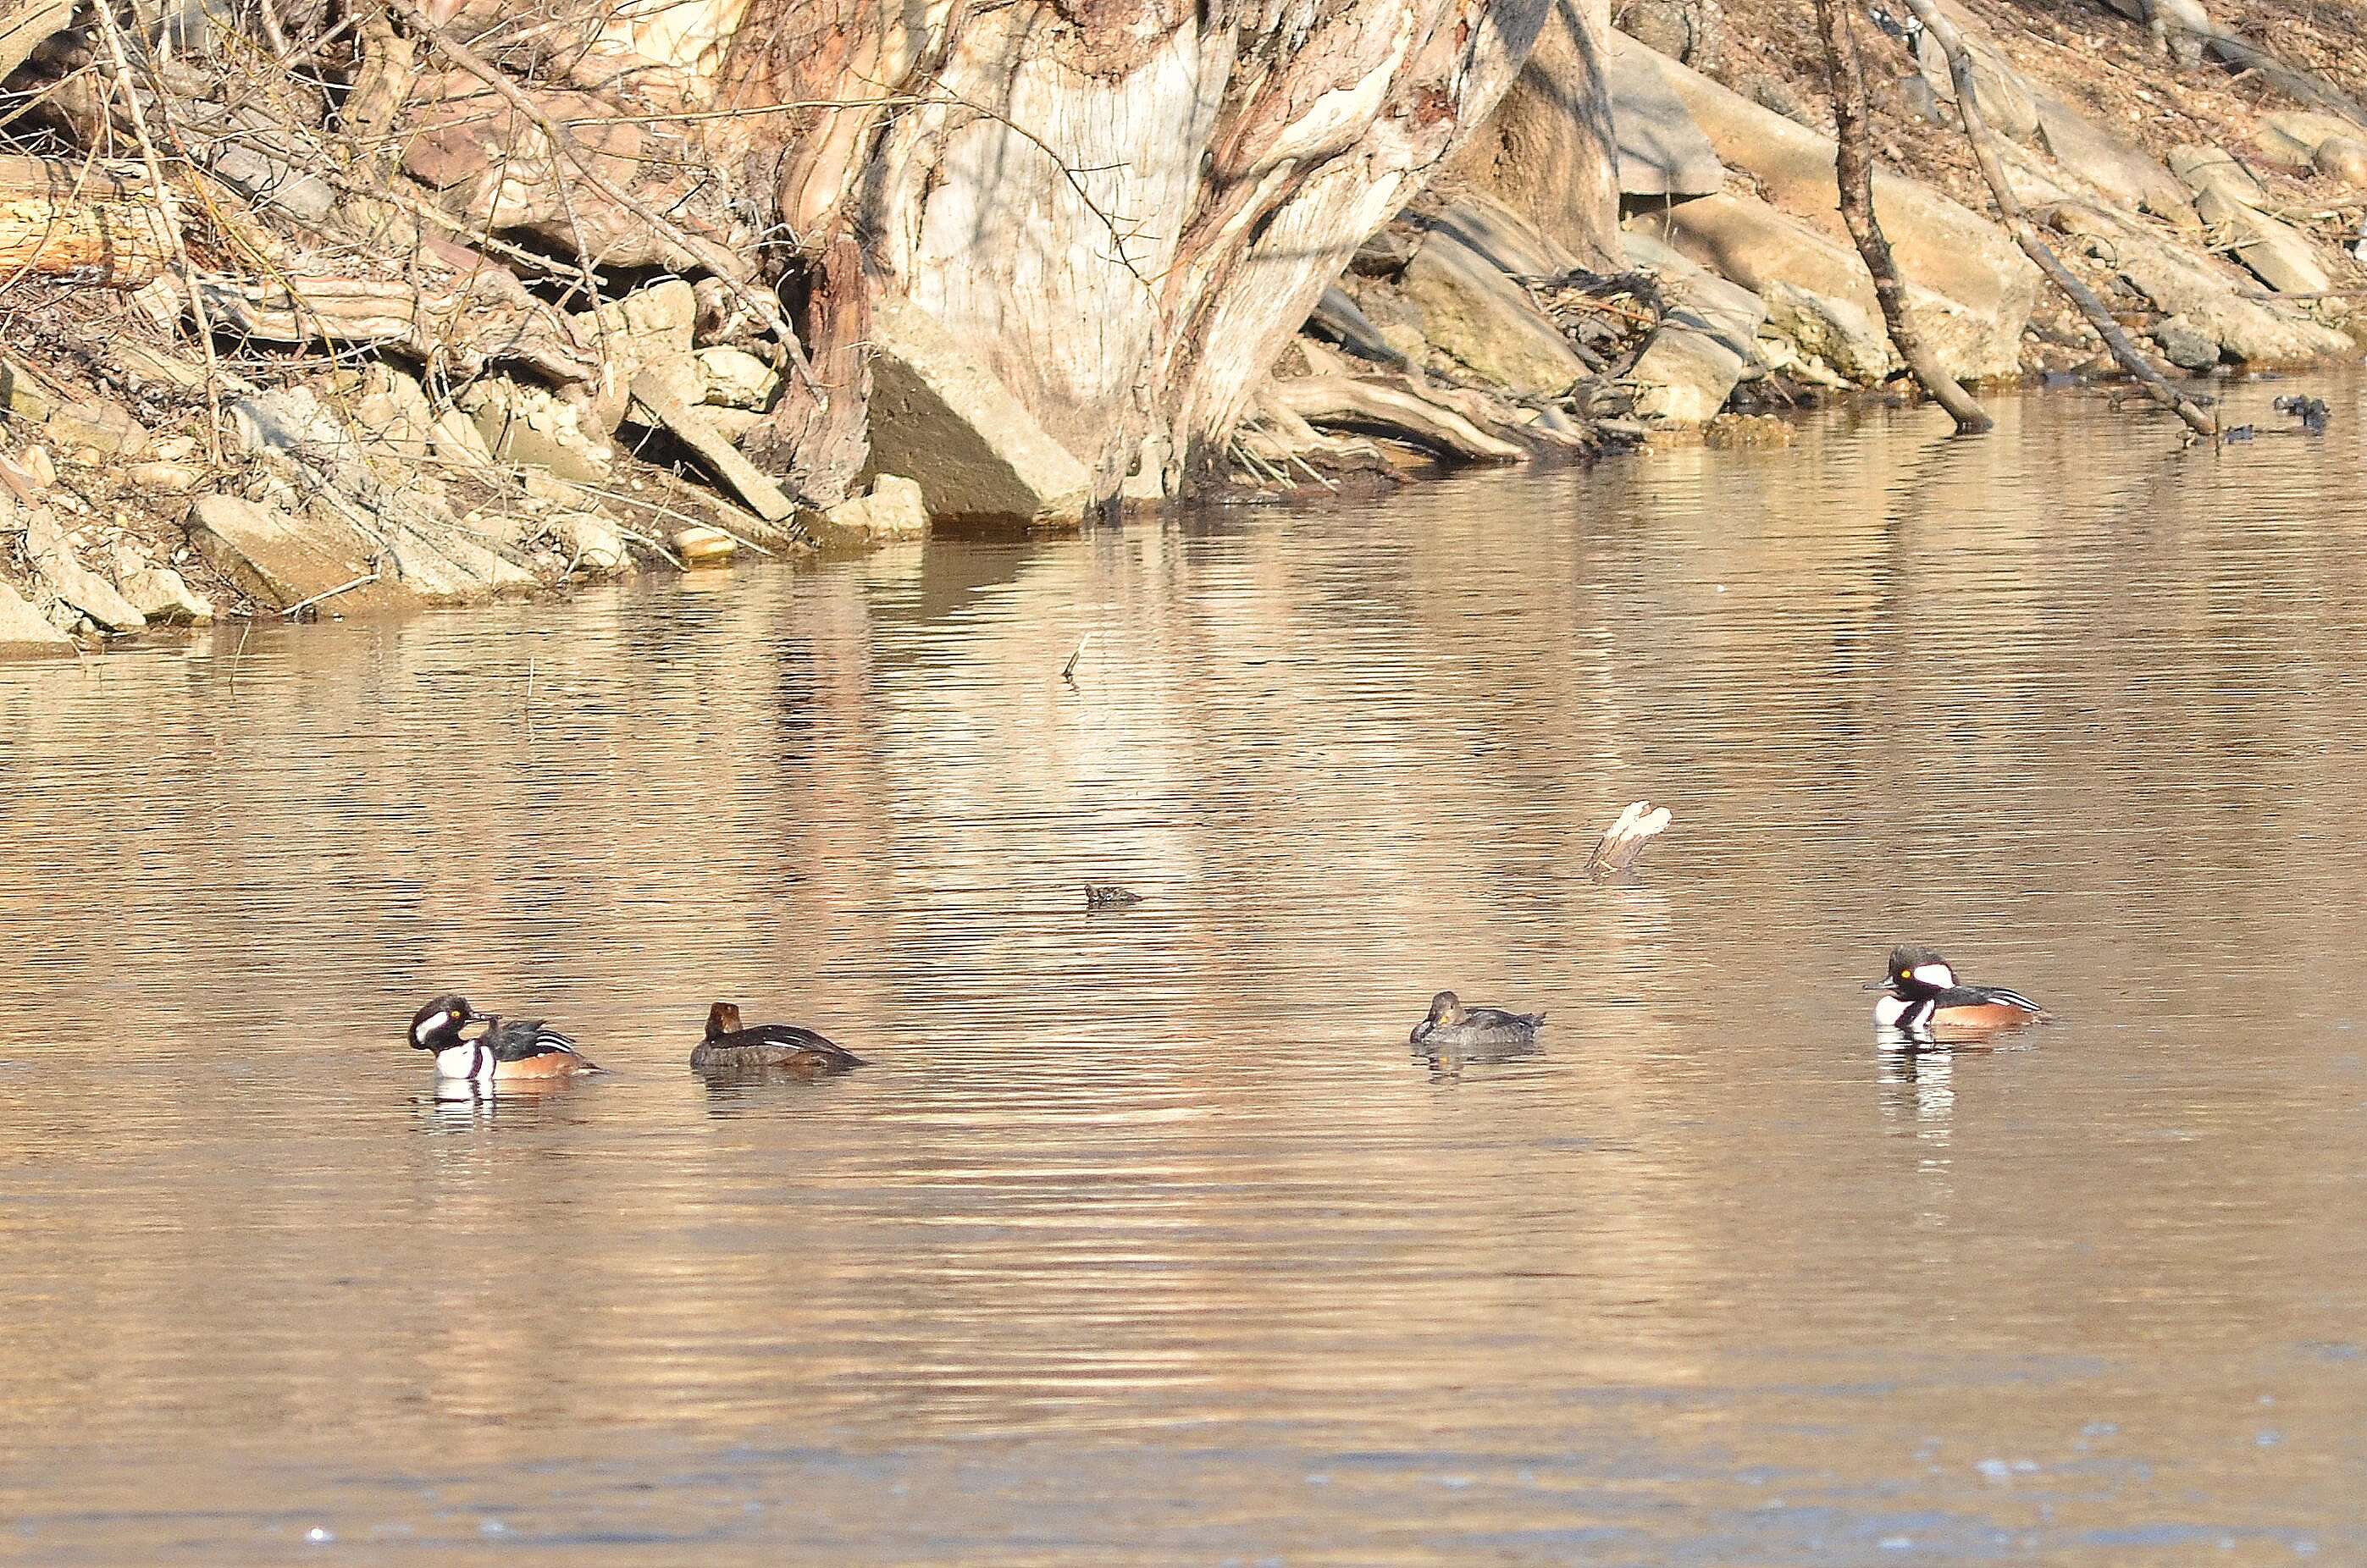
3,383,2366,1565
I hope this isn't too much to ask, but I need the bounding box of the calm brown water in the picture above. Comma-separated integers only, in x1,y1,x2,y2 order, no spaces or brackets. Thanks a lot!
3,382,2366,1565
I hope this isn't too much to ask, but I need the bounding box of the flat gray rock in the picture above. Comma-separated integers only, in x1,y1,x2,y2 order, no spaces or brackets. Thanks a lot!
1607,34,1726,197
0,577,74,660
865,296,1090,528
1399,227,1590,396
2034,96,2198,227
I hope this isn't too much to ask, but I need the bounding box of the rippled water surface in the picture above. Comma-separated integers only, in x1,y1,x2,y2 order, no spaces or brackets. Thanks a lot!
5,383,2367,1564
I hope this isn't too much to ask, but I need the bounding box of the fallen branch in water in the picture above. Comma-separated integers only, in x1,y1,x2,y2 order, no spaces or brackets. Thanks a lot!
280,571,381,618
1898,0,2216,440
1812,0,1991,433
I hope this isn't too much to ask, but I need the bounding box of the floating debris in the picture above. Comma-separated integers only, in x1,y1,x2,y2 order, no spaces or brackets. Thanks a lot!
1083,884,1142,908
1584,800,1673,880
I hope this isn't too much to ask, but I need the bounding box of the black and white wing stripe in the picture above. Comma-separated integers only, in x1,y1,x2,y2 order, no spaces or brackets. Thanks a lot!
480,1016,589,1062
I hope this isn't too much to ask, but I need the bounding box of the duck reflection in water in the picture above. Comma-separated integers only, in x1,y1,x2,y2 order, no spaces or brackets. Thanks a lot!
414,1077,583,1130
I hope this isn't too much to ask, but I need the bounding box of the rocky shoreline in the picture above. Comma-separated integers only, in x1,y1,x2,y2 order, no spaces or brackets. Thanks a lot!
1,0,2361,660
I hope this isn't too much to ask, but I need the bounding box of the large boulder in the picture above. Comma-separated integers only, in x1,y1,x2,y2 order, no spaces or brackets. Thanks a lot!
16,503,147,633
1399,224,1590,395
458,378,617,483
864,295,1092,527
579,279,700,431
0,577,73,660
2033,96,2198,227
1914,13,2041,142
108,541,214,625
185,494,413,615
1621,229,1763,423
1609,31,2037,376
2170,144,2331,295
1656,192,2020,382
1605,32,1726,196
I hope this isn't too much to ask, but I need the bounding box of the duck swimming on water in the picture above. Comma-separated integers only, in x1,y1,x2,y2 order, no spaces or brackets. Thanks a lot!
692,1002,866,1074
1867,947,2048,1039
409,993,602,1083
1408,990,1545,1049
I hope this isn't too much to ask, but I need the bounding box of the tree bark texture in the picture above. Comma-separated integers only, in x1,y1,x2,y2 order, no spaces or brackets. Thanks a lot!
1810,0,1990,433
712,0,1559,492
1442,0,1623,270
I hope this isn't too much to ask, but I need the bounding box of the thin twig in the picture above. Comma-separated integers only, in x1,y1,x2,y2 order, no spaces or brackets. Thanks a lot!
91,6,226,463
280,571,380,617
1062,633,1091,682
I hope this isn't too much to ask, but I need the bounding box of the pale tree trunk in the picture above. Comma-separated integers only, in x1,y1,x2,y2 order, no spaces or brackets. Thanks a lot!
713,0,1557,496
1442,0,1623,270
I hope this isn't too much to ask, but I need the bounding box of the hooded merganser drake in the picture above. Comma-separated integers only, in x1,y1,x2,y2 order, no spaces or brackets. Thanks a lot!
690,1002,865,1073
1409,990,1544,1048
409,993,602,1082
1867,947,2048,1036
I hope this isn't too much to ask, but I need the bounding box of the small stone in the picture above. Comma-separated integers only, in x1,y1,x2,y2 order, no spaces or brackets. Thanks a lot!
45,397,150,461
125,461,202,494
19,445,54,488
824,473,929,536
697,346,779,410
550,510,629,573
150,434,198,462
2316,137,2367,188
0,355,56,421
2150,314,2222,371
671,524,735,565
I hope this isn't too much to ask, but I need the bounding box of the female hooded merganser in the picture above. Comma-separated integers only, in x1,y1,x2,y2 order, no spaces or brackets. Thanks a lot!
690,1002,865,1074
1867,947,2048,1036
409,993,602,1082
1409,990,1545,1048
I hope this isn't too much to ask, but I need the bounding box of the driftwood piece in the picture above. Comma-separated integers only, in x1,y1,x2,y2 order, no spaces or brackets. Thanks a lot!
1901,0,2216,439
1812,0,1991,433
0,154,174,285
628,367,801,523
744,233,871,507
1265,376,1528,462
197,271,599,384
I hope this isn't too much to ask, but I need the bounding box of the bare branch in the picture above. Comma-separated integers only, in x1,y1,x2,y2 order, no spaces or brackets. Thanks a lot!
1897,0,2216,440
1811,0,1989,433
